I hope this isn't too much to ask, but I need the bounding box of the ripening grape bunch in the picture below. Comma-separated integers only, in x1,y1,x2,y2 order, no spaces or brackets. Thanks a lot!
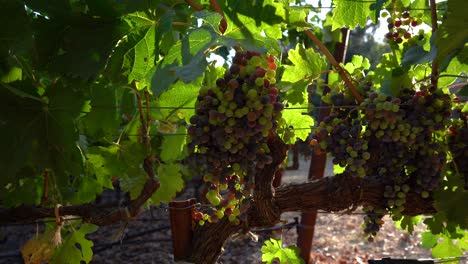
383,7,425,47
311,85,454,241
447,100,468,190
186,50,283,225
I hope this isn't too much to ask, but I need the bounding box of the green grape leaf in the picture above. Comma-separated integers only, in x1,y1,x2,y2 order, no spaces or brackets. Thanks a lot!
282,44,327,84
287,6,312,28
45,17,123,79
118,141,147,199
432,237,464,259
458,232,468,250
282,104,314,142
193,11,223,32
116,14,155,82
0,80,87,202
160,126,188,162
151,163,184,205
261,238,304,264
344,55,371,75
153,77,203,122
222,0,286,40
284,80,310,105
2,175,43,207
0,0,33,56
81,83,122,139
331,0,376,31
421,231,439,248
433,186,468,229
1,67,22,83
87,145,123,189
52,223,98,264
435,0,468,64
72,175,103,204
395,216,421,234
333,164,346,175
462,103,468,113
401,45,432,70
152,28,216,93
438,56,468,87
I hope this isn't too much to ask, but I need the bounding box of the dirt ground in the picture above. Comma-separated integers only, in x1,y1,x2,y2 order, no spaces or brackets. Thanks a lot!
0,157,434,264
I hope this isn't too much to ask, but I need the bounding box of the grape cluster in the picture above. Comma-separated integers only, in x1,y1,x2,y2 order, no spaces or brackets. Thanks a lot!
186,51,283,225
383,9,424,46
447,100,468,189
311,86,452,241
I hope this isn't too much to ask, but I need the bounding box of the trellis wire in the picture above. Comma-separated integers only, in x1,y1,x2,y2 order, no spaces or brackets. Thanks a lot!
0,204,420,227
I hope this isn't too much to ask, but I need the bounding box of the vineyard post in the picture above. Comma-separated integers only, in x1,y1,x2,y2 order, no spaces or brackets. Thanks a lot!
297,27,350,263
168,198,197,261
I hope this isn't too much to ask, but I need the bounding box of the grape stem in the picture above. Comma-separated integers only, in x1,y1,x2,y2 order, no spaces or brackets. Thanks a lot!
430,0,439,89
304,30,363,103
40,169,49,207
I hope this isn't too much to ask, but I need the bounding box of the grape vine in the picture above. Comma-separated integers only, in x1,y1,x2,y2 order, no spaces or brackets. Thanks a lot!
0,0,466,263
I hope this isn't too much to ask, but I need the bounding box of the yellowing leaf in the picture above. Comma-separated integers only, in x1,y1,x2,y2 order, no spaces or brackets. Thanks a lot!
21,231,55,264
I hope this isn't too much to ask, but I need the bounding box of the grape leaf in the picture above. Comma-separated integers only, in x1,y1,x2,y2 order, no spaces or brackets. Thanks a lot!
435,0,468,64
221,0,286,40
151,163,184,205
284,80,310,105
438,56,468,87
401,45,432,70
331,0,376,31
1,67,22,83
333,164,346,175
282,101,314,142
460,103,468,114
117,141,147,199
433,185,468,229
432,237,464,259
421,231,439,248
395,216,421,234
153,77,203,122
282,44,327,84
52,223,98,264
44,17,123,79
80,83,122,139
2,175,43,207
193,11,223,32
87,145,122,189
261,238,304,264
152,28,216,93
160,126,188,162
0,0,33,57
0,80,87,202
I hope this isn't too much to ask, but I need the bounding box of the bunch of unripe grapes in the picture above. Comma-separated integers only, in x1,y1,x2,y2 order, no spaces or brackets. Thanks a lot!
187,50,283,225
310,85,452,241
383,9,424,46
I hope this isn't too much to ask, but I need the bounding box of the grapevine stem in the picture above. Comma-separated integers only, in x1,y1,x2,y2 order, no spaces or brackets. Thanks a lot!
430,0,439,89
40,169,49,207
131,82,151,152
304,30,363,103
